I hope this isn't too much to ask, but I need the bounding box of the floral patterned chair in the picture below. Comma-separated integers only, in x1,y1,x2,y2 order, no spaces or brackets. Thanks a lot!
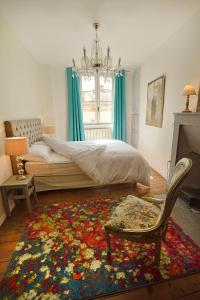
104,158,192,265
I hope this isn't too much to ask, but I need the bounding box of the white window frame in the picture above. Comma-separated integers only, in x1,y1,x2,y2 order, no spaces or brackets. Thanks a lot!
80,74,114,126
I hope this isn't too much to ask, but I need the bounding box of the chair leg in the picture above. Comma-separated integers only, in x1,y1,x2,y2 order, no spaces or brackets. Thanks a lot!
154,239,161,266
162,224,168,243
105,230,111,257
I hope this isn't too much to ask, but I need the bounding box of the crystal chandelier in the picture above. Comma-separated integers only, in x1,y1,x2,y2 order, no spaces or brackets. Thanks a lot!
72,23,123,80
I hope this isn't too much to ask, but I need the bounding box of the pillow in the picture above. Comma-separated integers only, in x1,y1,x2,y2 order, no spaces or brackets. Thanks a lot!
32,140,47,146
42,136,73,159
22,143,52,162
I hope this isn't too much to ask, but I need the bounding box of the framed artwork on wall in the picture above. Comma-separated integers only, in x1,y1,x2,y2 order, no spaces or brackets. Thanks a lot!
145,75,165,128
196,85,200,112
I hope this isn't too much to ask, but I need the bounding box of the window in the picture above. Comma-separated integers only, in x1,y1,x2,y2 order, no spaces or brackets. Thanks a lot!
81,75,113,124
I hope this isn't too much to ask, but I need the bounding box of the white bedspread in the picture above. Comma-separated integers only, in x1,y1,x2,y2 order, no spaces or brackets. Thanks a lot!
43,137,150,186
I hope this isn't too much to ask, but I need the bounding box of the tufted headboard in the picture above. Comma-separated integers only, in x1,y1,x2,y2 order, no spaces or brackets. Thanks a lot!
4,118,43,145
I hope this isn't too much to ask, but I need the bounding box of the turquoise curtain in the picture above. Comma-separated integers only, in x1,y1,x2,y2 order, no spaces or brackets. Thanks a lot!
66,67,85,141
112,70,126,141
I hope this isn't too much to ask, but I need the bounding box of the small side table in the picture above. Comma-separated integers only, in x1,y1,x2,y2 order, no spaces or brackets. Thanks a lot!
0,174,38,216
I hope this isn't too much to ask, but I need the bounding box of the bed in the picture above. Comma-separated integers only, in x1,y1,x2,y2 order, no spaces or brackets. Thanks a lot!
4,118,150,192
4,119,96,191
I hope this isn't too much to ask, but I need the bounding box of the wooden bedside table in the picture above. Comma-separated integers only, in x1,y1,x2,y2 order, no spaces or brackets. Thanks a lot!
0,174,38,216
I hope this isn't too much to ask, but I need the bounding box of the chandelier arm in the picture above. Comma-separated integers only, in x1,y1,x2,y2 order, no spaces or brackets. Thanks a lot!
72,58,76,68
107,47,110,56
95,25,98,41
83,47,86,58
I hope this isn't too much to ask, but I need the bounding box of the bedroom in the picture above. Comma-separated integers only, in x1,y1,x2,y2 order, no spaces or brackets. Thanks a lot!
0,0,200,299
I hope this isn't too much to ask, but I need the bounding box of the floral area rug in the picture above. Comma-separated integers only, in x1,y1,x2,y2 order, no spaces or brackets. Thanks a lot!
1,198,200,299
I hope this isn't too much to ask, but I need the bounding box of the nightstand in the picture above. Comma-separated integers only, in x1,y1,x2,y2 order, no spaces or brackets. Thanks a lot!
0,174,38,216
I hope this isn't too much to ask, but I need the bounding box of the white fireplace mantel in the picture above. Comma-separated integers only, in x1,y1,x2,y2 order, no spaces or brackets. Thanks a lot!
173,112,200,125
169,112,200,180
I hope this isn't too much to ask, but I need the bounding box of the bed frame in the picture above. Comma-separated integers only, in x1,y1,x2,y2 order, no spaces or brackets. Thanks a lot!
4,118,96,192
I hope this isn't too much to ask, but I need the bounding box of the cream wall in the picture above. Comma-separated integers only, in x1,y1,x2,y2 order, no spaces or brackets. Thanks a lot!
0,16,51,224
137,10,200,178
41,67,55,126
125,71,134,145
49,67,67,140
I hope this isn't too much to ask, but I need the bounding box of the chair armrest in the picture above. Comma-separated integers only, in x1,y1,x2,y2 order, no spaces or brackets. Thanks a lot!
142,195,165,205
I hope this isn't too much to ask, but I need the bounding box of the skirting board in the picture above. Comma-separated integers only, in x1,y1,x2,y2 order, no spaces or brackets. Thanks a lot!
0,200,15,226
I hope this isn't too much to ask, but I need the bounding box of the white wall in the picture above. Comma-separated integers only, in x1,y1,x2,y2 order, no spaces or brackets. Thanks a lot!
49,67,67,140
131,67,141,147
137,10,200,178
0,16,51,224
41,67,55,126
125,71,134,145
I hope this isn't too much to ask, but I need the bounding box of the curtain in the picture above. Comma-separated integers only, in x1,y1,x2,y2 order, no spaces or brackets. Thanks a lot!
112,70,126,141
66,67,85,141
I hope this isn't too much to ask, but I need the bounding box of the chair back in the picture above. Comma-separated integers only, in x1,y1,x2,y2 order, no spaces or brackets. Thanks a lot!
158,158,192,226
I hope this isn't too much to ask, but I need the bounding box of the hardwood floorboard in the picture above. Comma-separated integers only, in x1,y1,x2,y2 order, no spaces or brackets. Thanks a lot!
0,242,17,263
0,232,21,244
101,273,200,300
0,262,8,281
0,169,199,299
177,291,200,300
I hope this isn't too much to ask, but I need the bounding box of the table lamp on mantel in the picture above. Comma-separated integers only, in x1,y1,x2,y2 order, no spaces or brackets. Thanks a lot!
182,84,196,112
5,137,29,180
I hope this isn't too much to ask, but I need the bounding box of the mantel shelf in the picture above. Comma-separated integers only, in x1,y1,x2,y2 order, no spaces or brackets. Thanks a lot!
173,112,200,126
174,112,200,116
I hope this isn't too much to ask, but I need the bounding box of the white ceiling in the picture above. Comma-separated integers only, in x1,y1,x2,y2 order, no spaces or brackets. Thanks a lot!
0,0,200,68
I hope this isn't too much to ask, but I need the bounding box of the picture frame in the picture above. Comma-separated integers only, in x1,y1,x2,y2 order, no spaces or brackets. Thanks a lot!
145,75,165,128
196,85,200,112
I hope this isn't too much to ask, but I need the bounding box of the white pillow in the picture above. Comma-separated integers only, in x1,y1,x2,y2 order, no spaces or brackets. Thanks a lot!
22,143,52,162
42,136,73,159
32,141,47,146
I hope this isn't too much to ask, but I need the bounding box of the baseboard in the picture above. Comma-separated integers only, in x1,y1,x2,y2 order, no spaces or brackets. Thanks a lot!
0,200,15,226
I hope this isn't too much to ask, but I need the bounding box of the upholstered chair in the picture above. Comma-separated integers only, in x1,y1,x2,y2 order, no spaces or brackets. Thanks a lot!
104,158,192,265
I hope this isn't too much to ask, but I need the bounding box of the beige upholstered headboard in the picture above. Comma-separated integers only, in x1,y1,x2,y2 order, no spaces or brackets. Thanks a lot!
4,118,43,145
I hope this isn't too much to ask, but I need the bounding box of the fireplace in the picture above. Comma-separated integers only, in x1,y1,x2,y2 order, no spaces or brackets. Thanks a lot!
169,113,200,207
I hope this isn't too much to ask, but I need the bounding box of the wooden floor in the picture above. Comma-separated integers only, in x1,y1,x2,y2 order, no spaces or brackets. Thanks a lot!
0,170,199,299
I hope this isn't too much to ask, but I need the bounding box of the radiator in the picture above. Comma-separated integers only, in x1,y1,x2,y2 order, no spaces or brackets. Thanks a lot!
85,126,112,140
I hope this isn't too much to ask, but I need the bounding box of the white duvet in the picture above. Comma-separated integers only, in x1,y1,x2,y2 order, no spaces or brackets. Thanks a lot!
43,137,150,186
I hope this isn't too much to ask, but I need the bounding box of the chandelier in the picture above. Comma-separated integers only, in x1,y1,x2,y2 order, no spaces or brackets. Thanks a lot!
72,23,123,80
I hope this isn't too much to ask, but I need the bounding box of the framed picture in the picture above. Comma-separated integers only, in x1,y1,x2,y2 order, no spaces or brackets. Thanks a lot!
196,85,200,112
145,75,165,128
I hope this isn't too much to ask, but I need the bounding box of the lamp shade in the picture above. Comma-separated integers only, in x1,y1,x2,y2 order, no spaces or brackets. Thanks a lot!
182,84,196,96
5,137,29,156
43,125,55,134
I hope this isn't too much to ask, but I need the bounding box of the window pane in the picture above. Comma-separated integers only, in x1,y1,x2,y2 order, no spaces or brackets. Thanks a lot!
99,77,113,123
81,76,96,123
82,76,95,92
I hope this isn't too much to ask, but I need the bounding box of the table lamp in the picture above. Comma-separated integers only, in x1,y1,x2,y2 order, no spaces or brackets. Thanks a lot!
5,137,29,180
43,125,55,135
182,84,196,112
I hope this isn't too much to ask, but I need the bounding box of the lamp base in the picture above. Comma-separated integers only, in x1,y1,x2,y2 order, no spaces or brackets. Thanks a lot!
16,174,26,181
16,156,26,181
182,109,192,113
183,95,191,113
